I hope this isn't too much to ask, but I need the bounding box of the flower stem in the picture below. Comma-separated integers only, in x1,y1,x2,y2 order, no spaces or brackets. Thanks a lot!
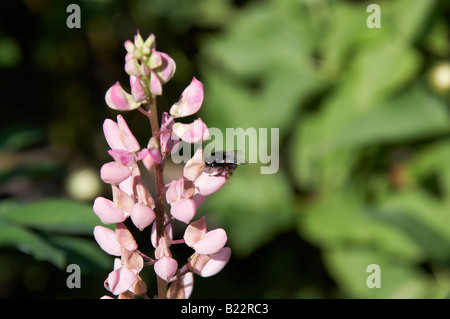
146,96,168,299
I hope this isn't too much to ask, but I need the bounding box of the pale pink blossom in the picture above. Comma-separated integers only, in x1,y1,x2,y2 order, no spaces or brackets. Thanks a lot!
170,198,197,224
183,147,227,196
130,203,155,231
167,266,193,299
103,115,140,153
149,70,162,96
93,226,121,256
129,75,146,103
160,112,178,154
170,77,204,118
184,217,227,255
93,197,126,225
154,256,178,281
105,82,140,111
100,162,132,185
106,262,138,295
157,52,176,83
172,118,209,144
188,247,231,278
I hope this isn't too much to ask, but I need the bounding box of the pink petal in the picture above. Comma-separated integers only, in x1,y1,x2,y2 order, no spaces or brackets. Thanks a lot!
154,257,178,281
183,216,207,248
105,82,139,111
115,222,138,251
158,52,176,83
121,249,144,273
167,266,193,299
149,70,162,96
169,77,204,118
194,172,227,196
124,40,135,53
183,147,205,181
192,191,206,208
129,75,146,102
193,228,227,255
165,178,195,204
124,52,139,76
172,118,209,144
117,115,140,153
130,203,156,231
93,226,121,256
181,271,194,299
150,49,162,68
108,149,136,166
105,82,130,111
112,185,134,214
100,162,132,185
107,267,137,295
93,197,126,224
199,247,231,277
103,119,124,151
138,148,161,172
160,112,178,154
170,198,197,224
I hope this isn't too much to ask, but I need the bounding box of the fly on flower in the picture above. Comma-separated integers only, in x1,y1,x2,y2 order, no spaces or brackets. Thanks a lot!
204,150,247,179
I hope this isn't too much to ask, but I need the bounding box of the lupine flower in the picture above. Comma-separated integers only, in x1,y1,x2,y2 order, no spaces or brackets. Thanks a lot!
188,247,232,278
172,118,209,144
170,77,204,118
184,217,227,255
94,31,232,299
105,82,141,111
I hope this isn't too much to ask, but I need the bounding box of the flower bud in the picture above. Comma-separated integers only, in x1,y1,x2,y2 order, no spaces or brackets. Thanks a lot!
124,53,139,76
130,75,146,103
170,198,197,224
130,203,156,231
154,256,178,281
149,70,163,96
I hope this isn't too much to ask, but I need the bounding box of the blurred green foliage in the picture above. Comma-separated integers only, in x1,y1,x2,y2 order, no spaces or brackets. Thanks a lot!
0,0,449,298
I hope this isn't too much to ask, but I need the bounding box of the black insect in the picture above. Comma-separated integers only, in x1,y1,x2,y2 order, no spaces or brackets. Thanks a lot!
204,150,247,179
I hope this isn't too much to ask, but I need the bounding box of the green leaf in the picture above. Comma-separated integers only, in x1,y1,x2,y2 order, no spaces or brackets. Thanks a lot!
0,220,65,268
324,248,443,298
291,85,449,190
377,189,450,264
200,166,295,257
47,235,111,271
299,192,423,261
0,199,102,235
